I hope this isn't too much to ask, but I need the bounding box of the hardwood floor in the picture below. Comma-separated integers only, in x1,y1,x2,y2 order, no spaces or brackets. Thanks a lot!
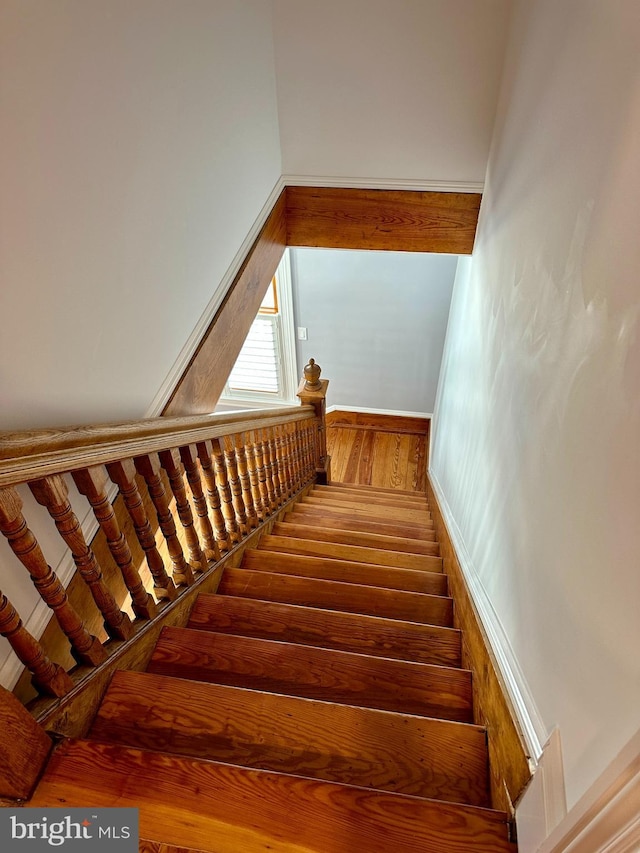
326,412,429,492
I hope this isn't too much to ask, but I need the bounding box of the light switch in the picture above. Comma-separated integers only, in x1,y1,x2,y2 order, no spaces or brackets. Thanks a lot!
297,327,308,340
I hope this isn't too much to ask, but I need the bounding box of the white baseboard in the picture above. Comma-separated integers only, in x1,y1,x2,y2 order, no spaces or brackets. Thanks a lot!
327,405,432,419
283,174,484,194
144,176,287,418
429,470,547,763
517,729,568,852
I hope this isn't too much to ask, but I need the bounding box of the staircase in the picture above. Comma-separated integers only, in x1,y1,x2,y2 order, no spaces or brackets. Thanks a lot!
31,482,517,852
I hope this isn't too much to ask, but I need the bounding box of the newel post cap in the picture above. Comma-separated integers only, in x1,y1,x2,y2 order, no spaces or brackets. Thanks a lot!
303,358,322,391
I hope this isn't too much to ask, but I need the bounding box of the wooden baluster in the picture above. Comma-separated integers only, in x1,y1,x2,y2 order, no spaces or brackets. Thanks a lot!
0,588,74,697
222,436,249,536
29,476,133,641
196,441,232,552
300,422,311,481
209,438,241,543
72,467,157,622
232,433,259,529
277,426,294,498
292,423,304,489
250,430,271,518
260,428,278,513
244,432,266,522
284,422,299,491
274,424,292,501
107,459,177,602
266,426,283,505
159,449,206,574
135,454,194,587
0,684,52,799
0,486,107,666
306,422,317,479
297,358,331,484
179,445,220,562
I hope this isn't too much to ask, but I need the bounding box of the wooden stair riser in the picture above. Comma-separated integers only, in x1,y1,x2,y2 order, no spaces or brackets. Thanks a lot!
299,495,432,524
188,595,463,667
91,670,490,807
259,534,441,569
148,627,473,721
219,568,453,626
311,485,431,510
32,740,516,853
241,550,448,596
285,508,437,541
328,482,428,498
274,520,437,550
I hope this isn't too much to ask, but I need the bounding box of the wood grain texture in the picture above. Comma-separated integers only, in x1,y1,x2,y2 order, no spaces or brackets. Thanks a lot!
327,424,428,492
284,507,437,541
0,684,51,799
258,533,441,570
273,520,437,553
148,626,473,721
164,191,287,416
218,568,453,626
299,495,431,523
32,740,516,853
312,485,431,510
319,483,429,503
326,411,430,435
188,594,462,667
286,187,481,254
91,670,490,806
427,475,531,813
241,549,448,595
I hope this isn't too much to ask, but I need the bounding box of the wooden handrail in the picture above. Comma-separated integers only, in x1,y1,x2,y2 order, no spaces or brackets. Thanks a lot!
0,406,314,487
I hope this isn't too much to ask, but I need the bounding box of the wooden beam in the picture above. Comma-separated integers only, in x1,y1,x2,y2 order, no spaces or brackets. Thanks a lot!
0,685,51,799
164,191,287,416
286,186,481,254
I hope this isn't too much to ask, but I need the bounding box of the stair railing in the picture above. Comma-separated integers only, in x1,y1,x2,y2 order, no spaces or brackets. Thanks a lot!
0,364,329,715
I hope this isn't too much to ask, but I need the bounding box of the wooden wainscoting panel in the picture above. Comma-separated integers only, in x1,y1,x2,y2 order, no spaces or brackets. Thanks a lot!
164,191,287,416
426,474,532,813
286,187,481,254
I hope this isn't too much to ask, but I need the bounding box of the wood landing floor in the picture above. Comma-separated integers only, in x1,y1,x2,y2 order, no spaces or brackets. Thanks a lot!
326,411,429,492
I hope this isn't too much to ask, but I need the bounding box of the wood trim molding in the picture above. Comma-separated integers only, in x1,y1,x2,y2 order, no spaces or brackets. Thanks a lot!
427,471,533,813
283,174,484,194
286,186,481,254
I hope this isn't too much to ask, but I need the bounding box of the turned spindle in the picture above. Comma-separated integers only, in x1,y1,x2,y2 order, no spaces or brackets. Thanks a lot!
179,445,220,562
221,437,249,535
107,459,177,602
159,448,206,574
29,475,134,641
0,486,107,666
196,441,232,552
228,434,258,530
0,588,73,697
72,467,157,622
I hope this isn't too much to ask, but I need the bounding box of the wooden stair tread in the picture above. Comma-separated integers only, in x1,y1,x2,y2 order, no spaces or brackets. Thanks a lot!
285,507,437,541
300,495,432,523
148,626,473,721
311,485,431,509
219,567,453,626
241,549,448,595
188,595,462,667
91,670,490,806
259,533,441,570
273,520,437,552
33,740,516,853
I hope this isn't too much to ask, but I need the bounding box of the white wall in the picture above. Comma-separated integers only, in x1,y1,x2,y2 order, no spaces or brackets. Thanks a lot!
431,0,640,813
291,248,457,414
273,0,511,186
0,0,281,430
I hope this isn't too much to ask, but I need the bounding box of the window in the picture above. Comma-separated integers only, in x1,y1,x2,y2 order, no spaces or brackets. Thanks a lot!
220,252,297,406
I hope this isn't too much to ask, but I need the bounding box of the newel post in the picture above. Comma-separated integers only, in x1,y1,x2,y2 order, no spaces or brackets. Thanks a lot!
297,358,331,485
